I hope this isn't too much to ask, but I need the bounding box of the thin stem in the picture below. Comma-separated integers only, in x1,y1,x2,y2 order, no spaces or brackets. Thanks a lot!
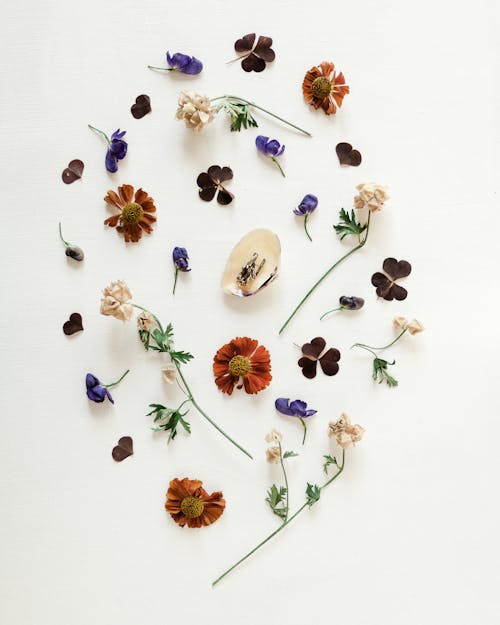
271,157,286,177
58,222,69,247
212,450,346,586
279,213,371,334
173,361,253,460
172,268,179,295
320,306,344,321
299,418,307,445
148,65,175,72
88,124,110,145
105,369,130,388
352,328,407,352
278,442,289,522
303,214,312,242
212,95,312,137
226,56,246,65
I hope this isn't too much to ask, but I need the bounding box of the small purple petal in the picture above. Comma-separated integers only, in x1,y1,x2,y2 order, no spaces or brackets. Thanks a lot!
303,409,317,417
86,373,100,389
182,57,203,75
255,135,269,154
289,399,308,414
172,246,190,271
105,150,118,173
275,398,294,416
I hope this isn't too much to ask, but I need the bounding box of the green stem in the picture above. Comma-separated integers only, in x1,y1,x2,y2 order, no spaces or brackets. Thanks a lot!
303,214,312,242
173,361,253,460
212,450,346,586
148,65,175,72
299,418,307,445
105,369,130,388
279,213,371,334
278,442,289,522
88,124,110,145
58,222,69,247
320,306,344,321
173,268,179,295
352,328,407,352
212,95,312,136
271,157,286,177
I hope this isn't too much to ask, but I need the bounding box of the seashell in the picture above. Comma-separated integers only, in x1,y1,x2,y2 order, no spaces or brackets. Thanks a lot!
221,228,281,297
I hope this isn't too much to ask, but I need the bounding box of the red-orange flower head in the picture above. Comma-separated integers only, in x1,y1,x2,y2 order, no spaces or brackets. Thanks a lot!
165,477,225,528
104,184,157,243
213,337,272,395
302,62,349,115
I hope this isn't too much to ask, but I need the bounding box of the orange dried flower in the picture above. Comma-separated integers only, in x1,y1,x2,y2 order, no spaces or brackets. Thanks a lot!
104,184,156,243
213,337,272,395
165,477,225,528
302,62,349,115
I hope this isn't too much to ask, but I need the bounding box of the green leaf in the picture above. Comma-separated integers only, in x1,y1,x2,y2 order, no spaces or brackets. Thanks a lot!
138,329,150,350
265,484,288,520
224,102,259,132
323,454,338,474
283,451,299,459
372,357,399,387
170,350,194,365
146,403,191,442
305,482,321,507
333,208,367,241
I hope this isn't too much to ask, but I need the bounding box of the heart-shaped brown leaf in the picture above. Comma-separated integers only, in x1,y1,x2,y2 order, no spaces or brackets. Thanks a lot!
63,312,83,335
336,142,362,167
383,258,412,280
61,159,84,184
235,33,256,53
301,337,326,359
298,357,318,379
131,94,151,119
112,436,134,462
319,348,341,376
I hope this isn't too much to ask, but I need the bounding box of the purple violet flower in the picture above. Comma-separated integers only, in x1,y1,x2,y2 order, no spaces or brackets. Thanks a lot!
166,51,203,75
275,398,317,444
86,374,114,404
320,295,365,321
85,370,129,404
105,129,128,173
172,246,190,295
293,194,318,241
255,135,286,177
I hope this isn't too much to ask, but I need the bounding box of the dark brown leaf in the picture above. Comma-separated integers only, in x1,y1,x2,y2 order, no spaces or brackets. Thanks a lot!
319,348,341,376
298,357,318,379
241,54,266,72
61,159,84,184
217,189,234,205
112,436,134,462
383,258,412,280
131,94,151,119
254,36,275,61
199,186,217,202
63,312,83,335
235,33,256,53
301,337,326,359
335,142,362,167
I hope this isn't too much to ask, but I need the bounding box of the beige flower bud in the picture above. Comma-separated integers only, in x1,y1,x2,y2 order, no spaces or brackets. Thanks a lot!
137,311,154,332
100,280,133,321
266,446,281,463
161,364,176,384
328,413,365,449
354,182,390,212
265,428,283,443
393,316,408,331
176,91,216,131
406,319,424,335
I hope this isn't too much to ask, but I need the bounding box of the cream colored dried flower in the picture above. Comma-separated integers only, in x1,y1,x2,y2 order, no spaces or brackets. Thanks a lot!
328,413,365,449
176,91,216,131
137,311,153,332
406,319,424,335
162,364,176,384
354,182,390,212
265,429,283,443
266,446,281,463
100,280,133,322
393,316,408,331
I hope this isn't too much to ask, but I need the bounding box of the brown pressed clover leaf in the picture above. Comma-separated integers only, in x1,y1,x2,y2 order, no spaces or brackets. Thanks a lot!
234,33,275,72
298,337,341,379
371,258,412,301
197,166,234,205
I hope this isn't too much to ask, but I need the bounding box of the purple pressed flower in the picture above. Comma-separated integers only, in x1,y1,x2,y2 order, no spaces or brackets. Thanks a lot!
339,295,365,310
172,247,190,295
275,397,317,444
105,129,128,173
255,135,286,177
293,194,318,241
86,373,114,404
166,51,203,75
293,194,318,216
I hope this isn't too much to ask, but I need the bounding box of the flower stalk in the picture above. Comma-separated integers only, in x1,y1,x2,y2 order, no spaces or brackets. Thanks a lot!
104,369,130,388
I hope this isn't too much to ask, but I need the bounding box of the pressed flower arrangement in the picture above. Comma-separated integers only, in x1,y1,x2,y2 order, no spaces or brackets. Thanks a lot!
56,35,425,589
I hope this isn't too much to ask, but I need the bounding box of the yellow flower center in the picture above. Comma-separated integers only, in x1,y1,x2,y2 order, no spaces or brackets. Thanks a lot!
228,355,252,378
311,76,332,100
121,202,144,225
180,496,205,518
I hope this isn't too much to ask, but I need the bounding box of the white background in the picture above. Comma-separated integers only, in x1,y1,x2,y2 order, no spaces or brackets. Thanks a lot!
1,1,499,623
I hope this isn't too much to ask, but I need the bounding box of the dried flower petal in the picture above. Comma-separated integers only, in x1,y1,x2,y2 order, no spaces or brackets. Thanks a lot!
328,413,364,448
